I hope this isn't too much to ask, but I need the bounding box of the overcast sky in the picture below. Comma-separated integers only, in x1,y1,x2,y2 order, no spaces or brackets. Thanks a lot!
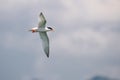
0,0,120,80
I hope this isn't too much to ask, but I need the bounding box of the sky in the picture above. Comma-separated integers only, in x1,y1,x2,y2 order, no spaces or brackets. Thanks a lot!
0,0,120,80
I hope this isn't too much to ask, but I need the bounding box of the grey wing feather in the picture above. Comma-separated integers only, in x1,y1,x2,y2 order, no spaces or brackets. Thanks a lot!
39,32,49,57
38,12,47,28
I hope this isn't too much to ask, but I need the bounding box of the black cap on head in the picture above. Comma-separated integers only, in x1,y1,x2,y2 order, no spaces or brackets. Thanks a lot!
47,27,53,30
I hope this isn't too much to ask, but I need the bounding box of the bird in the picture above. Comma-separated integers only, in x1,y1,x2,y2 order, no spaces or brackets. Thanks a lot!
29,12,54,58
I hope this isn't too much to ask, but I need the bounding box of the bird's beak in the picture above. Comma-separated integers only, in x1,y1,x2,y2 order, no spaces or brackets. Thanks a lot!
52,29,55,32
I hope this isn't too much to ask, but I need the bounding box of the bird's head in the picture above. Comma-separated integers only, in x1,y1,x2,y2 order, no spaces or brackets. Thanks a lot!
47,27,54,31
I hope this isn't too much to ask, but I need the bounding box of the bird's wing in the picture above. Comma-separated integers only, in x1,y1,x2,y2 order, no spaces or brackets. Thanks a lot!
38,12,47,28
39,32,49,57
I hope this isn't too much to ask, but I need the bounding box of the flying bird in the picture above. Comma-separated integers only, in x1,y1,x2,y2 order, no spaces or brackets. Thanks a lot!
29,12,54,58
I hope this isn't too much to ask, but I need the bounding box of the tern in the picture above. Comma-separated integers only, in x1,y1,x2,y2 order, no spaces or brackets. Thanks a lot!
29,12,54,58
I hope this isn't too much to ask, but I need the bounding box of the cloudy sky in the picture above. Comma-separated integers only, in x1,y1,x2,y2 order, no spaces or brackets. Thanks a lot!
0,0,120,80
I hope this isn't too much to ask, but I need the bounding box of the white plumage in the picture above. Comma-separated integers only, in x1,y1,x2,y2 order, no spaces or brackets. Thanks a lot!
29,12,54,58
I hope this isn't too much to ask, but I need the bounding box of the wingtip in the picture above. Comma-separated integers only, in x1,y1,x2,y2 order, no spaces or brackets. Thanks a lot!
45,51,49,58
46,54,49,58
40,12,43,15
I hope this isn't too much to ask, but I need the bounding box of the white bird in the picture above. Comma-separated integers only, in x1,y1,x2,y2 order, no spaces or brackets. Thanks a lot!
29,12,54,58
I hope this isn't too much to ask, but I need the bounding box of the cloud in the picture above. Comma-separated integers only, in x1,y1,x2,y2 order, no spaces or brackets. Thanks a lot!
56,0,120,25
0,0,38,10
81,0,120,21
0,0,120,80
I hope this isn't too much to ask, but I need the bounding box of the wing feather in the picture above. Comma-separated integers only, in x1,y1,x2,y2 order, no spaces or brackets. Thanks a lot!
38,12,46,28
39,32,49,57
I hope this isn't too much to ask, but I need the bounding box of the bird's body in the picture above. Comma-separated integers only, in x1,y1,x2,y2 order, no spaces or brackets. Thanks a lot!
31,27,51,32
29,12,53,58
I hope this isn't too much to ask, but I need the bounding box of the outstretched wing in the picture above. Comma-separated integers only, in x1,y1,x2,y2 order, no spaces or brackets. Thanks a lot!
38,12,47,28
39,32,49,57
